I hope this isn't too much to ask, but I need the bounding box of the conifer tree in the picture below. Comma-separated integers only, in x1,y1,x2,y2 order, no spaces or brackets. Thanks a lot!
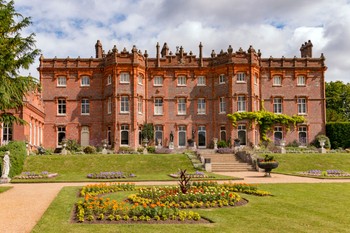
0,0,40,124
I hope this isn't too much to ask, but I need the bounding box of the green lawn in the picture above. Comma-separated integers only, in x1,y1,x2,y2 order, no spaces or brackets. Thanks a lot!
272,153,350,175
32,183,350,233
0,186,12,193
15,154,232,182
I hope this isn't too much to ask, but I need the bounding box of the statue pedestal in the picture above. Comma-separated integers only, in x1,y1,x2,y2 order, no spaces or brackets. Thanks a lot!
169,142,174,149
319,148,326,154
102,148,108,154
143,147,148,154
61,148,67,155
0,177,11,183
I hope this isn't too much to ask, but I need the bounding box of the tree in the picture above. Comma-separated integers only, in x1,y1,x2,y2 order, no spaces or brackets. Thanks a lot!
326,81,350,122
0,0,40,124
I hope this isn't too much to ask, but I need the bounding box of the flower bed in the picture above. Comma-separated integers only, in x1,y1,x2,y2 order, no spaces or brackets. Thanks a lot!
169,171,214,179
298,170,350,177
13,171,58,179
75,182,270,224
87,171,136,179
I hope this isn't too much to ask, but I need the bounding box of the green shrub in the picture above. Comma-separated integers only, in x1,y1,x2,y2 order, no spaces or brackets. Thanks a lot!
66,139,82,152
118,146,133,154
217,140,228,148
146,146,156,153
326,122,350,149
83,146,96,154
0,141,26,178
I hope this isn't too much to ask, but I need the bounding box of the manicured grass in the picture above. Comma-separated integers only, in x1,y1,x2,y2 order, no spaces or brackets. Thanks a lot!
0,186,12,193
15,154,232,182
272,153,350,175
32,183,350,233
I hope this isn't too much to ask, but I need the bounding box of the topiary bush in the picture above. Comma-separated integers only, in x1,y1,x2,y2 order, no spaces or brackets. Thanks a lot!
217,140,228,148
83,146,96,154
0,141,26,178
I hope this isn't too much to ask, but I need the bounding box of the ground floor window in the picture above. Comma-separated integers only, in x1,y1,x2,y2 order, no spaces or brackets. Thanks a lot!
121,125,129,145
298,126,307,145
274,126,283,145
2,123,12,145
178,126,186,147
155,125,163,146
198,126,206,148
237,124,246,145
138,126,142,145
57,126,66,146
107,127,112,146
81,126,89,147
220,126,226,141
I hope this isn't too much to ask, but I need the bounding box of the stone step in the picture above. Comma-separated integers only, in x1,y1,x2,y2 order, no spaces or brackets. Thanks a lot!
211,162,255,172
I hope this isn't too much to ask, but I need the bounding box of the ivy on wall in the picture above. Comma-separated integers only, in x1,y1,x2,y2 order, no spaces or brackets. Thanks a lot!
227,110,305,142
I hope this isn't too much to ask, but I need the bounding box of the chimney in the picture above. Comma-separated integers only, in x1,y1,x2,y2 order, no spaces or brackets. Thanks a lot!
161,43,169,57
95,40,103,58
300,40,313,58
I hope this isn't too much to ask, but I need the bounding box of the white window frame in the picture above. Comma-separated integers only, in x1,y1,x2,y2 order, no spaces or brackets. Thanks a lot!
237,72,246,82
138,96,143,114
138,74,143,85
220,126,226,141
219,97,226,113
107,75,112,85
81,76,90,87
197,98,206,115
81,98,90,115
273,98,282,114
58,98,66,115
107,97,112,114
237,96,246,112
120,72,130,83
177,76,187,86
154,76,163,86
57,126,66,146
298,126,308,145
297,75,306,86
298,98,307,115
57,76,66,87
254,74,258,84
274,126,283,145
177,98,186,115
120,96,129,113
197,76,206,86
273,76,282,86
219,74,225,84
2,123,13,144
154,98,163,115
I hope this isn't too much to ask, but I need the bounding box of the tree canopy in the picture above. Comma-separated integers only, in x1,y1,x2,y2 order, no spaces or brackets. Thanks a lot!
0,0,40,124
325,81,350,122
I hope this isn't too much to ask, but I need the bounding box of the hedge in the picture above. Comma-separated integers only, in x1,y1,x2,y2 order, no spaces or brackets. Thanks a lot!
0,141,26,178
326,122,350,149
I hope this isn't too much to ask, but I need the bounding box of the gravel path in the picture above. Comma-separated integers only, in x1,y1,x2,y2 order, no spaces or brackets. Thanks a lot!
1,172,350,233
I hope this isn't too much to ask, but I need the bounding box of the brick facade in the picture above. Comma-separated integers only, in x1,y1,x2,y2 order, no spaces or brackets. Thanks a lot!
37,40,326,150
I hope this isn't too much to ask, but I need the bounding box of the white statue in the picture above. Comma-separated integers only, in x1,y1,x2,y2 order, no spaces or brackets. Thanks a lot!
1,151,10,179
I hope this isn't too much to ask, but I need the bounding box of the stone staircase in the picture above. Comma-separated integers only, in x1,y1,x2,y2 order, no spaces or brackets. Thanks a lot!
197,150,255,172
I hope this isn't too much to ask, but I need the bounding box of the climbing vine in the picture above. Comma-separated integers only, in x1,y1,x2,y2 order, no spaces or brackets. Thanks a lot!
227,110,305,142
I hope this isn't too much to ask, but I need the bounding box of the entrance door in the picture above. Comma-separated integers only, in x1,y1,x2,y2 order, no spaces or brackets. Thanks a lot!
198,126,206,148
81,126,89,146
178,126,186,147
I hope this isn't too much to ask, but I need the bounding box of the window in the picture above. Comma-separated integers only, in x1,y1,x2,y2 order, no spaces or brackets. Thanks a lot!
273,76,282,86
81,76,90,86
138,97,143,114
273,98,282,114
120,72,130,83
297,76,306,86
154,98,163,115
178,126,186,147
298,98,307,114
220,126,226,141
197,98,206,114
138,74,143,85
178,98,186,115
274,126,283,145
154,76,163,86
237,72,246,82
237,125,246,145
120,125,129,145
107,97,112,114
57,126,66,146
254,74,258,84
298,126,307,145
120,96,129,113
58,98,66,115
237,96,246,112
2,123,12,144
219,74,225,84
107,127,112,146
177,76,186,86
197,76,205,86
107,75,112,85
57,76,66,87
219,97,226,113
81,99,90,115
155,125,163,146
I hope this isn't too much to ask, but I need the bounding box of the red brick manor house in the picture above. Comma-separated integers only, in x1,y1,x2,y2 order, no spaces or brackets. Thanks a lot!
2,40,326,151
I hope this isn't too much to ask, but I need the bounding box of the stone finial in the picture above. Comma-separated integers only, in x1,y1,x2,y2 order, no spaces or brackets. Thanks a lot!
211,50,216,58
144,50,148,58
248,45,255,53
112,45,118,53
227,45,233,54
161,42,169,57
132,45,137,53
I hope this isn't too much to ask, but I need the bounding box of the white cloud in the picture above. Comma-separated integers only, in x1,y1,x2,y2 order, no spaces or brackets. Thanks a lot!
13,0,350,83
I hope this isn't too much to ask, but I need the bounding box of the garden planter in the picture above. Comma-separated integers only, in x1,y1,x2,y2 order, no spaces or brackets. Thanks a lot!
257,159,279,177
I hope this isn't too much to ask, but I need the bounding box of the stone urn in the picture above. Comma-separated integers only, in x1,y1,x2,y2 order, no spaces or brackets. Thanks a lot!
257,158,279,177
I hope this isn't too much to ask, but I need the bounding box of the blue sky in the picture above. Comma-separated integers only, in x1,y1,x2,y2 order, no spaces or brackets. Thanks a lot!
15,0,350,83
